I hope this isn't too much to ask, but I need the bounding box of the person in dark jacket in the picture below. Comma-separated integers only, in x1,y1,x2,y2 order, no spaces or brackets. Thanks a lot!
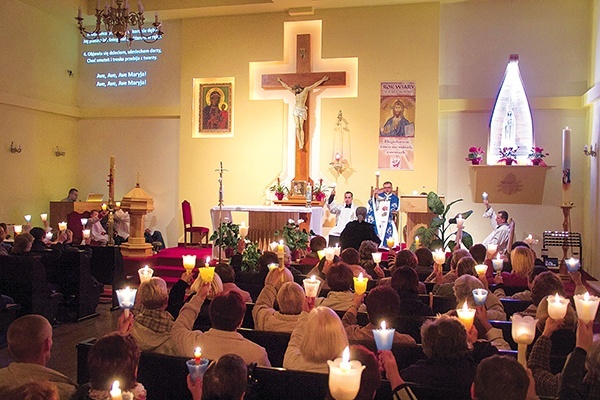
340,207,380,251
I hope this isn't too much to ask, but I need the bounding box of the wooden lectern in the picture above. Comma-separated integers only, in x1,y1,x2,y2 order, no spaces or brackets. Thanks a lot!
49,202,102,231
400,195,442,247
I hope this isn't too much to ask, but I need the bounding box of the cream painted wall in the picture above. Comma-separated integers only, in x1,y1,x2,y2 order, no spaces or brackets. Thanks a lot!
179,4,440,234
439,0,592,272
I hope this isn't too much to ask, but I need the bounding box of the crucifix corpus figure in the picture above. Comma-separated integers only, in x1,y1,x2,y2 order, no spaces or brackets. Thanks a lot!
277,75,329,150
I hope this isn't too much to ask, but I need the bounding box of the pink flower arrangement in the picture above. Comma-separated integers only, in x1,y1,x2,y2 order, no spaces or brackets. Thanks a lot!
528,146,549,166
466,147,485,164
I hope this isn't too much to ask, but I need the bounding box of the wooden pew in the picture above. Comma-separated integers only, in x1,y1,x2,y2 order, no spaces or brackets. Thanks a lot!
499,298,532,316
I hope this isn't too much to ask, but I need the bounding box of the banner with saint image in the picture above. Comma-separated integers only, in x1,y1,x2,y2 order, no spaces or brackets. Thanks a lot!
378,81,416,170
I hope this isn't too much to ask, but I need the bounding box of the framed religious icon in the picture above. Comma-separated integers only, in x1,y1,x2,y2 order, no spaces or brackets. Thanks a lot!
193,77,234,138
289,180,307,199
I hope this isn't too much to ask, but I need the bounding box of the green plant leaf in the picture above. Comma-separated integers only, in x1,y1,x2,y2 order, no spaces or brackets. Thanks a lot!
427,192,445,215
448,240,456,252
429,238,444,250
431,216,445,229
461,231,474,249
443,198,463,217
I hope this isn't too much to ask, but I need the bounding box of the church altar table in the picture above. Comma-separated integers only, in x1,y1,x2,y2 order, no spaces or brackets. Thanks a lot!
210,205,324,249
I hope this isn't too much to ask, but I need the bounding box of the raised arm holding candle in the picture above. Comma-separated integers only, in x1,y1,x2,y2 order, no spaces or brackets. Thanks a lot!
482,200,510,255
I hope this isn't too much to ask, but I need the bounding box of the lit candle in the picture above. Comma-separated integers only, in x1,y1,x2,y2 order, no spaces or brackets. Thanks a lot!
456,301,476,330
40,213,48,222
277,240,285,257
353,273,368,295
414,236,420,247
58,222,67,232
200,257,215,282
472,288,488,306
433,249,446,265
110,380,122,400
386,237,395,249
482,192,488,201
327,346,365,400
487,243,497,254
81,218,88,227
511,314,538,367
24,215,31,223
573,292,600,323
317,250,325,260
524,234,533,245
335,152,341,161
475,263,488,276
138,265,154,283
562,127,571,206
375,171,380,177
456,214,464,229
194,347,202,365
82,229,91,239
565,258,580,273
371,252,382,265
115,201,121,208
116,287,137,317
547,293,569,320
492,254,504,275
13,225,22,235
269,241,278,252
303,275,320,298
325,247,335,261
239,221,249,239
45,232,53,241
333,243,341,256
267,263,279,272
372,320,395,351
101,203,107,211
182,255,196,274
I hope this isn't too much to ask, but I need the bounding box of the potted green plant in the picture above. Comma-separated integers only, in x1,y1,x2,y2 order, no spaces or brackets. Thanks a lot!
209,221,240,257
275,219,315,259
241,240,261,273
312,178,329,202
269,178,289,200
413,192,473,252
465,147,485,165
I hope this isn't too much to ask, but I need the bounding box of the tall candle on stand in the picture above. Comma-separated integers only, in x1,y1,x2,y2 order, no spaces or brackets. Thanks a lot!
573,292,600,323
327,346,365,400
512,314,538,367
562,127,571,206
375,171,380,189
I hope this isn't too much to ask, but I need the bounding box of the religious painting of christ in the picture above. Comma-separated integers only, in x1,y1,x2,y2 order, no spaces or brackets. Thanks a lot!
192,78,234,138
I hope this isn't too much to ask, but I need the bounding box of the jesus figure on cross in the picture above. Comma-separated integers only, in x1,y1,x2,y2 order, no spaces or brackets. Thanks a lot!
277,75,329,150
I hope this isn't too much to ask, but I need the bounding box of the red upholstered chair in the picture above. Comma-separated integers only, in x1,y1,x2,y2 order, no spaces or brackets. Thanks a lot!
182,200,209,248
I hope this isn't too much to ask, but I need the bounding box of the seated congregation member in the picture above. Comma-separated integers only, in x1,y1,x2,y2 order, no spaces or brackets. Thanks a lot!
0,315,78,400
283,306,348,373
453,275,506,320
473,355,538,400
398,315,476,397
390,267,434,342
10,232,34,254
425,248,470,284
390,249,427,294
72,333,146,400
88,210,109,246
469,243,487,264
131,277,178,356
171,284,270,365
431,256,478,297
0,224,12,254
186,354,248,400
306,257,338,290
349,345,382,400
190,273,224,332
340,206,381,251
5,380,60,400
493,246,534,290
215,263,252,303
342,286,416,345
358,240,384,279
253,268,304,332
377,350,419,400
339,247,372,279
559,319,600,399
414,247,434,281
298,235,327,267
315,263,356,312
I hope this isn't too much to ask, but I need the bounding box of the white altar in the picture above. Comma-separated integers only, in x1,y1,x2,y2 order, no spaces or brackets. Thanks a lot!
210,205,324,251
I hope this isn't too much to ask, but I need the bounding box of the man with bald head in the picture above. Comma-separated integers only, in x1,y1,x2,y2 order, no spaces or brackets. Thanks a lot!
0,315,77,399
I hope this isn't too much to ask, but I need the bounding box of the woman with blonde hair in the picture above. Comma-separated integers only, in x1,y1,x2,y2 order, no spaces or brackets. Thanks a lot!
283,306,348,373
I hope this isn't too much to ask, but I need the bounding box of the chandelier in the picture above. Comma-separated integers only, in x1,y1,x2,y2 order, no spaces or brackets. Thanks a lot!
76,0,163,46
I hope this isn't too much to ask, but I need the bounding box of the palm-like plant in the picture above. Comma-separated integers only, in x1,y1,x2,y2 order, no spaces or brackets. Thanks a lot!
413,192,474,252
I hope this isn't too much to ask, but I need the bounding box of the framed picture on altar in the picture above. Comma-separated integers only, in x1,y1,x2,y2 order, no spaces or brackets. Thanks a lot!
193,77,234,138
289,180,307,199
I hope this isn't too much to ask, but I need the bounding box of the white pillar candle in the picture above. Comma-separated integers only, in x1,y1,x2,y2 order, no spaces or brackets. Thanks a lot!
547,293,569,320
511,314,538,367
573,292,600,323
566,258,580,273
24,214,31,223
472,288,488,306
433,249,446,265
371,252,382,264
138,265,154,283
303,275,320,298
492,254,504,274
182,255,196,273
327,347,365,400
239,221,248,239
325,247,335,261
475,264,488,276
110,380,123,400
353,273,368,295
372,320,395,351
456,301,476,330
40,213,48,222
414,236,420,247
562,126,571,206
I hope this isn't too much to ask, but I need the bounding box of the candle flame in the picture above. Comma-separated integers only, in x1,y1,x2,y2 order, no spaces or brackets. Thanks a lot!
584,292,590,301
194,347,202,358
342,346,350,363
310,275,316,281
358,272,364,281
206,256,210,264
381,320,386,330
462,301,469,312
496,253,502,260
279,239,283,245
144,265,149,272
112,380,120,391
554,293,560,302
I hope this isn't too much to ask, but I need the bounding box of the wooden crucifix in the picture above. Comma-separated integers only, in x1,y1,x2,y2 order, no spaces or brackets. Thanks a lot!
261,34,346,182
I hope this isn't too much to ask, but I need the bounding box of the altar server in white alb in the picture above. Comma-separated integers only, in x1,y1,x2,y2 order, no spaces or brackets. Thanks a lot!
366,181,399,245
327,189,357,246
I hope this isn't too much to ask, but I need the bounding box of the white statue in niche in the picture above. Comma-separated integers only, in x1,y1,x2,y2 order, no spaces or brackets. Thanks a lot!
501,105,516,149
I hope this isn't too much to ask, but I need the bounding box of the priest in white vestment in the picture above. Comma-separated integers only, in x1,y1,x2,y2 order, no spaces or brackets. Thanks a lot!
366,181,399,244
327,189,357,246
